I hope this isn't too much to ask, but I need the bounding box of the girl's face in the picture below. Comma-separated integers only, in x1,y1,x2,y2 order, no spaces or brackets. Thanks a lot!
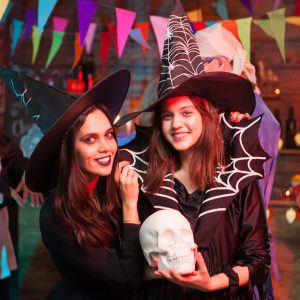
161,96,203,154
74,109,117,181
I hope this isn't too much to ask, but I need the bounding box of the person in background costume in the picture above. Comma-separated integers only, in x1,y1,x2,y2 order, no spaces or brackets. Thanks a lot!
195,23,281,299
0,68,142,300
0,130,44,300
116,1,270,299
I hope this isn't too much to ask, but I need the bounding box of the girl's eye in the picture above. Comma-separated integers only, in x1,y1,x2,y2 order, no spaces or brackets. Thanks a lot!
162,114,172,120
183,111,192,117
106,131,114,138
85,137,95,144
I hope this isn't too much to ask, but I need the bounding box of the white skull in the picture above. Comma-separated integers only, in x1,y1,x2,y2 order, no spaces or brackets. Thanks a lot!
139,209,196,275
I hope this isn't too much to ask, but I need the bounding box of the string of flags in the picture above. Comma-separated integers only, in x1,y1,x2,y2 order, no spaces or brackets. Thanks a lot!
1,0,300,69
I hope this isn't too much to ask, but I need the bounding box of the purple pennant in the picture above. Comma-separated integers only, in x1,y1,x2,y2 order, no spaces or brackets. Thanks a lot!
241,0,254,16
77,0,98,46
24,9,37,40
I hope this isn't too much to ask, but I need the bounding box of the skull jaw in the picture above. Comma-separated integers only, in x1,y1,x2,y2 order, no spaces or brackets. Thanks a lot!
159,255,195,275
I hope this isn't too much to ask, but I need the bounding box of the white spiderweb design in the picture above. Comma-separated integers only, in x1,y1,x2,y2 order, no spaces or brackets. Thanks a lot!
197,113,267,219
157,13,205,98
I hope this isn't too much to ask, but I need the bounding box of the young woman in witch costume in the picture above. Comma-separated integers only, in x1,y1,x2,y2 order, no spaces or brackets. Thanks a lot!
0,68,142,300
116,1,270,299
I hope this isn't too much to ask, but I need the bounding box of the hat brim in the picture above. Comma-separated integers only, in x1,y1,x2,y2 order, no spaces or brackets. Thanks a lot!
26,70,131,192
115,72,255,127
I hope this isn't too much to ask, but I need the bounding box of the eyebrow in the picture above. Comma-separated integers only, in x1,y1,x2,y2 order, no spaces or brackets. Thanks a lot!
80,127,113,137
161,105,195,112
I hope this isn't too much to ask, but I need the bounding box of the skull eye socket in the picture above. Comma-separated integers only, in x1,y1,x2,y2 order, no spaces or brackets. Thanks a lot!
159,229,176,248
180,229,194,245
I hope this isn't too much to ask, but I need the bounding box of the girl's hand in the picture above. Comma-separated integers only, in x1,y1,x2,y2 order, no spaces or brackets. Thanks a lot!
230,111,251,123
115,161,140,224
157,252,214,292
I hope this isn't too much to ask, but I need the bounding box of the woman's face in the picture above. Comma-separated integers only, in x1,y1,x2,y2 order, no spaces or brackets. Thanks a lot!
74,109,117,181
161,96,203,154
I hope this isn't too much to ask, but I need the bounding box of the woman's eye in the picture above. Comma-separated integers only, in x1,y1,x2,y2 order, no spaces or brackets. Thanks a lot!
85,137,95,144
106,131,114,138
183,111,192,117
162,114,172,120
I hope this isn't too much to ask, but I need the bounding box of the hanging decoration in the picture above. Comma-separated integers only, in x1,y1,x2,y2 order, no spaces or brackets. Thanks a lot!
241,0,254,16
236,17,252,60
0,0,9,21
11,19,23,56
23,9,37,40
31,25,43,64
134,22,150,53
37,0,58,33
77,0,98,47
100,24,114,66
71,32,84,70
187,8,202,22
212,0,229,20
129,28,151,50
0,2,12,24
84,23,97,54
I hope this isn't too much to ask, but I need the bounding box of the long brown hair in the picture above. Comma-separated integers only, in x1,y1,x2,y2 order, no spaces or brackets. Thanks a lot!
53,104,121,250
144,96,225,192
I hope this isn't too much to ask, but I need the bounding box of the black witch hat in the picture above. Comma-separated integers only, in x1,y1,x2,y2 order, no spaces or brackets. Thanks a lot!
116,0,255,126
0,67,131,192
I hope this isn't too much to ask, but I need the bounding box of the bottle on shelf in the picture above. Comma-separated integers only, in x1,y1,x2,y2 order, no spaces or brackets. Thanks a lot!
285,106,297,149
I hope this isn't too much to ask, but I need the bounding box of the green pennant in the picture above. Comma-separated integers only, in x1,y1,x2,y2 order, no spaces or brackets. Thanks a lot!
267,8,286,63
236,17,252,60
32,26,43,64
253,19,274,38
45,31,65,68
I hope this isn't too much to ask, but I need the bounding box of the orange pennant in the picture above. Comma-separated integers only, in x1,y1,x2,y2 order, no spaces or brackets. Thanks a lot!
221,20,240,41
71,32,84,70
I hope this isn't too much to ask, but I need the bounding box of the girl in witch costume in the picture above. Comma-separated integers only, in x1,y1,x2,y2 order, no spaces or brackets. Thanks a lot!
116,1,270,299
0,68,142,300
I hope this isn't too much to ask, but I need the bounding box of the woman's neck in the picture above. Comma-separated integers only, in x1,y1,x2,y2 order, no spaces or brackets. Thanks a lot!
88,176,99,193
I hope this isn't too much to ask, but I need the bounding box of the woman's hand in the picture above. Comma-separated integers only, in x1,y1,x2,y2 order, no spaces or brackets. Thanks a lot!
115,161,140,224
230,111,251,123
156,252,214,292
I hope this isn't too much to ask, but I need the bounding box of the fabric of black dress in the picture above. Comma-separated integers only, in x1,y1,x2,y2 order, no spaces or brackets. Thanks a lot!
40,194,143,300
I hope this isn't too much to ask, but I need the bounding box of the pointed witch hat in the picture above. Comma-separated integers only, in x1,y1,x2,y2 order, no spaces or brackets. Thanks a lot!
0,67,131,192
116,0,255,126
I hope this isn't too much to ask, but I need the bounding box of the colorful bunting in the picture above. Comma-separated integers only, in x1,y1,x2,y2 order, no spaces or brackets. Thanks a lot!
84,23,97,54
45,17,69,68
273,0,282,10
241,0,254,16
268,8,286,62
32,26,43,64
130,28,151,49
100,31,112,66
150,15,169,58
116,7,136,58
212,0,229,20
187,9,202,22
236,17,252,60
221,20,239,40
11,19,23,56
205,21,218,27
24,9,37,40
286,16,300,26
134,22,150,53
0,2,12,24
37,0,58,33
72,32,84,70
77,0,98,47
0,0,9,21
254,19,274,38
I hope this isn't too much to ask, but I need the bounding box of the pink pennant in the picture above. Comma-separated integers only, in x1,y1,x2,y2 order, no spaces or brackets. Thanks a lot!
53,16,68,32
150,15,169,58
115,7,136,58
84,23,97,54
273,0,282,9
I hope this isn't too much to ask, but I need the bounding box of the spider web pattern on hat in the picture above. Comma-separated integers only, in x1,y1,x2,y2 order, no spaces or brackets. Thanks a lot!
157,0,205,99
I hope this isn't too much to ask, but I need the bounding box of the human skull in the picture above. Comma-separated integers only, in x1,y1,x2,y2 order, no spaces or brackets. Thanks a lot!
139,209,196,275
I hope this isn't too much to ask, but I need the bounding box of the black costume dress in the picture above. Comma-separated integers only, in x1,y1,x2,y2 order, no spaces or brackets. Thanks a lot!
40,195,143,300
119,114,271,300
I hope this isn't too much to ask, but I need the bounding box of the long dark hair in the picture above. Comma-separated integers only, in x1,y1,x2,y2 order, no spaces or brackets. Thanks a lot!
144,96,225,192
53,104,121,250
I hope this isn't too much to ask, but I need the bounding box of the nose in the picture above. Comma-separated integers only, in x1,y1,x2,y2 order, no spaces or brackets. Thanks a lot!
171,114,182,129
98,140,110,153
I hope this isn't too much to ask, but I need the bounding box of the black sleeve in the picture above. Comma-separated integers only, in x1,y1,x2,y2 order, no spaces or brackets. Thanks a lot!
235,182,271,286
40,201,143,290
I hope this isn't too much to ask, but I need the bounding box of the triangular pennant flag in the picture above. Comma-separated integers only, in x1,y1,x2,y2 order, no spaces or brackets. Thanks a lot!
116,7,136,58
32,25,43,64
286,16,300,26
0,1,12,24
205,21,219,27
296,2,300,16
130,28,151,49
84,23,97,54
53,16,69,32
71,32,84,70
192,21,206,32
100,31,112,66
267,8,286,62
150,15,169,58
108,24,117,55
212,0,229,20
24,9,37,40
38,0,58,33
134,22,150,53
77,0,98,47
241,0,254,16
236,17,252,60
221,20,239,40
273,0,282,10
0,0,9,21
45,17,69,68
187,8,202,22
11,19,23,56
45,31,65,68
253,19,274,38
